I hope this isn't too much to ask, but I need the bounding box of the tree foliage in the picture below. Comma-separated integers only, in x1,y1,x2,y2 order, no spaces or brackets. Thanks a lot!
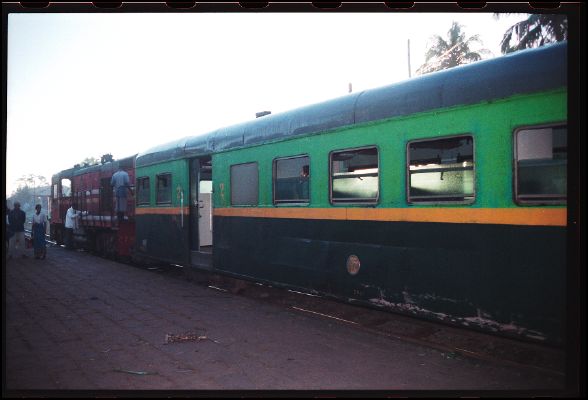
74,156,100,168
416,22,490,75
17,174,48,189
101,153,114,164
498,14,568,54
8,175,51,217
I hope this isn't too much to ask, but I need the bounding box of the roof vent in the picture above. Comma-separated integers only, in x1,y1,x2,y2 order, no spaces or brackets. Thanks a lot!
256,111,271,118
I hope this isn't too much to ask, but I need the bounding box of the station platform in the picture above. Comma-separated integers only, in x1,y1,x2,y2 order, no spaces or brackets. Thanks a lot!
4,245,575,395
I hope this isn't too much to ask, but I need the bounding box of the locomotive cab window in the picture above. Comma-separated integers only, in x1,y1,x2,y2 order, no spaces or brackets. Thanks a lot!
330,147,379,204
231,162,258,206
136,177,150,206
273,155,310,204
61,178,71,197
408,135,474,203
515,124,566,204
156,173,172,205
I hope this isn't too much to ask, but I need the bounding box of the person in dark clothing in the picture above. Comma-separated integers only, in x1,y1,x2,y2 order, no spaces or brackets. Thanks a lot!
6,203,13,255
8,201,27,258
32,204,47,259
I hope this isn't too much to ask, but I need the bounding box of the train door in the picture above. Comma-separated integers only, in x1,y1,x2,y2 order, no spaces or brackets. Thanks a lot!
198,188,213,247
198,159,213,249
189,157,213,268
50,176,72,245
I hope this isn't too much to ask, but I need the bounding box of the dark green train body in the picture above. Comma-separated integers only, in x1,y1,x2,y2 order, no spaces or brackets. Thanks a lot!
65,43,570,345
212,217,565,341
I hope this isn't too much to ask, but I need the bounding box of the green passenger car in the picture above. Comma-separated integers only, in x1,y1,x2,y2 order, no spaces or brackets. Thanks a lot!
134,157,193,265
135,43,568,344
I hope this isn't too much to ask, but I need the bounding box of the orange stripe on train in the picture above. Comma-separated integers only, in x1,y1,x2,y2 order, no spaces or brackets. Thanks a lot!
135,207,190,215
212,207,566,227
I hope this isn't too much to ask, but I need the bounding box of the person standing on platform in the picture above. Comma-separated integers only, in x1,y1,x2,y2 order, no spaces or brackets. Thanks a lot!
31,204,47,259
8,201,26,259
6,202,13,256
111,165,133,225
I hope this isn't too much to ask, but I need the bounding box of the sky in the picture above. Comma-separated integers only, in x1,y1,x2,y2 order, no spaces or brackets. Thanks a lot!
5,11,532,196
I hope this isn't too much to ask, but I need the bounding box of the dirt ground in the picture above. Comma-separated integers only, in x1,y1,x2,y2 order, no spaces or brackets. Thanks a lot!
4,245,579,396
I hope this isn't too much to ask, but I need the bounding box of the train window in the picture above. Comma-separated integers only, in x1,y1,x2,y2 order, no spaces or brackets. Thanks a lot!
330,147,379,204
515,124,566,204
137,177,150,206
156,173,172,205
273,156,310,204
407,135,474,203
61,178,71,197
231,162,258,206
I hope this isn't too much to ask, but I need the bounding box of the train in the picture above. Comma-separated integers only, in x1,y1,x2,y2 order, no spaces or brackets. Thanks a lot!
50,42,568,345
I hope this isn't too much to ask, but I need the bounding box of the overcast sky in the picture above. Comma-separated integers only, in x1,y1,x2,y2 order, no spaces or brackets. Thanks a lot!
6,11,531,195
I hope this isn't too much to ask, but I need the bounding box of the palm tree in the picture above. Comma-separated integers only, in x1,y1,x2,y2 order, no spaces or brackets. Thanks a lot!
497,14,567,54
416,22,490,75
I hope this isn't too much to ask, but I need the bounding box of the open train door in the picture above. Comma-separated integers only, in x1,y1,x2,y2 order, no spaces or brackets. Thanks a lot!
189,157,213,269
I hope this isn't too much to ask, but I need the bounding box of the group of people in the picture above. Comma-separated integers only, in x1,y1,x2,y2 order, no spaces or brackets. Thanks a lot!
5,166,133,261
6,201,47,260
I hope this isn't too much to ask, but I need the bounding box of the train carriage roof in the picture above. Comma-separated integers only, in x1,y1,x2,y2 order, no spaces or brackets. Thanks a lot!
52,154,136,181
136,42,566,168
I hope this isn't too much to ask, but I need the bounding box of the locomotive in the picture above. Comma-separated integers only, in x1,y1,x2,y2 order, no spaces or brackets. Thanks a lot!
51,42,568,345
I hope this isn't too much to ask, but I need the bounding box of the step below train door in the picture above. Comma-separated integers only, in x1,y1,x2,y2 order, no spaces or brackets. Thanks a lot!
189,157,213,269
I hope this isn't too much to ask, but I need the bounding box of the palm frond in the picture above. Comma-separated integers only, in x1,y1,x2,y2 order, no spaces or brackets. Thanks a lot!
500,14,567,54
417,22,489,75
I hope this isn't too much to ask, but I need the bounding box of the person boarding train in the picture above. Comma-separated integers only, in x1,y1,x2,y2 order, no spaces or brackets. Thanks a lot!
111,166,133,224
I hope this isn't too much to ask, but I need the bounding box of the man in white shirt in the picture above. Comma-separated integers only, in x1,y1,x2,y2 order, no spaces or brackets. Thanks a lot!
64,201,80,249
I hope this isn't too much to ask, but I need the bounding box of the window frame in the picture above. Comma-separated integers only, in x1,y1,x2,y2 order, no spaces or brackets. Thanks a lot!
513,122,567,206
272,154,311,206
230,162,259,207
155,173,173,205
60,178,72,198
329,145,380,206
136,176,151,206
406,134,476,205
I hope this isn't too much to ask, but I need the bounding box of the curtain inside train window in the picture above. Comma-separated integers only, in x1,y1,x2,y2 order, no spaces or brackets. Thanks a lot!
515,125,567,204
231,162,259,206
